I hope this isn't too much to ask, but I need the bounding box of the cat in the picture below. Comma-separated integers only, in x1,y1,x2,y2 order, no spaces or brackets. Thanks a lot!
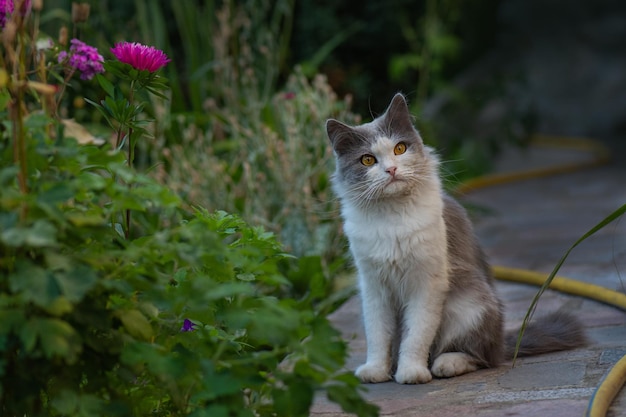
325,93,586,384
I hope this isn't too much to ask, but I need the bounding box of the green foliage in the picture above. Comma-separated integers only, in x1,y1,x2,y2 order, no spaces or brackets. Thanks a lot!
0,120,377,417
155,68,360,269
0,3,377,416
131,0,294,115
44,0,519,263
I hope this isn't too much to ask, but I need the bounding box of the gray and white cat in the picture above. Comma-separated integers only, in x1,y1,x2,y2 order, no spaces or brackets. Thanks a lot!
326,93,585,384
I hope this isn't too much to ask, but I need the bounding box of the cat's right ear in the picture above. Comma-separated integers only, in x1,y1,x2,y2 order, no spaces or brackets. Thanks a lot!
326,119,360,155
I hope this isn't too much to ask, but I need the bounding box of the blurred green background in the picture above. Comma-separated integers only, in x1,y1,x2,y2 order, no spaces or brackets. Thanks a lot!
42,0,626,270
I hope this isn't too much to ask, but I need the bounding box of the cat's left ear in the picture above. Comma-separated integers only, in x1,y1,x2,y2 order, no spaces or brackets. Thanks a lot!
383,93,418,137
326,119,361,155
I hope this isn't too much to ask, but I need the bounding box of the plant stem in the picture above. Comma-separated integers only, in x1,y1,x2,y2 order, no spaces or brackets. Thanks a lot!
124,80,137,239
12,92,27,196
13,21,29,220
55,69,76,115
125,126,134,240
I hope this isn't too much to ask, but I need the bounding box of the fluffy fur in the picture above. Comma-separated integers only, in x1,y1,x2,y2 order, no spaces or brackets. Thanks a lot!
326,93,586,384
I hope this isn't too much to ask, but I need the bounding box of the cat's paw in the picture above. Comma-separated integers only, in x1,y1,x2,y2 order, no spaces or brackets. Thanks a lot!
431,352,479,378
355,362,392,383
394,363,432,384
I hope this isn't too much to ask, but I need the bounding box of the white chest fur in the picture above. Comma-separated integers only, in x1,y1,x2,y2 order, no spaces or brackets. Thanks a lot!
342,191,447,268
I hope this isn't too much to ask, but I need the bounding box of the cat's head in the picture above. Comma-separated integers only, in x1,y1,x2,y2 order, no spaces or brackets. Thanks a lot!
326,93,435,205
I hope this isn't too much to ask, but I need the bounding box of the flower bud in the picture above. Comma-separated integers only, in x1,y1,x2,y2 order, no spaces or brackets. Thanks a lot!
2,20,17,47
71,2,90,23
58,26,68,46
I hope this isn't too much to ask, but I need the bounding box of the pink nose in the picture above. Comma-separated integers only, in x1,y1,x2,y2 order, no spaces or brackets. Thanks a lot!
386,166,397,176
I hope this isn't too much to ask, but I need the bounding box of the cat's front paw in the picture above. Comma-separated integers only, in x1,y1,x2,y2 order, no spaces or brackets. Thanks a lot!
355,362,392,383
431,352,479,378
394,364,432,384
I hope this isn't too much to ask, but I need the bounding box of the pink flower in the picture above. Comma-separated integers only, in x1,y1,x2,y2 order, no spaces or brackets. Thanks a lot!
0,0,14,29
58,38,104,80
110,42,170,73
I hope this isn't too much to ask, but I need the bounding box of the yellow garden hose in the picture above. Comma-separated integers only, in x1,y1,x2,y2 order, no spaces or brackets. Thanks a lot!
586,355,626,417
455,135,611,194
457,135,623,417
493,266,626,310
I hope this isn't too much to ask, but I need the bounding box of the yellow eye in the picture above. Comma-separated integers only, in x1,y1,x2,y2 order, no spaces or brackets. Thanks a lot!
394,142,407,155
361,154,376,166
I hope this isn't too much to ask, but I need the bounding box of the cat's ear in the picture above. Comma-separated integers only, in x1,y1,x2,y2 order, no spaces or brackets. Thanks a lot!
326,119,361,155
383,93,417,137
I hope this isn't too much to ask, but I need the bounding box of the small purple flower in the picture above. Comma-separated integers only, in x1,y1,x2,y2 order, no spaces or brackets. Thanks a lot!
110,42,170,73
58,38,104,80
180,318,197,332
0,0,14,30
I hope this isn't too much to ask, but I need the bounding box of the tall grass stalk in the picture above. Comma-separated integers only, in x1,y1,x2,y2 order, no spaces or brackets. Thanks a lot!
133,0,293,116
513,203,626,364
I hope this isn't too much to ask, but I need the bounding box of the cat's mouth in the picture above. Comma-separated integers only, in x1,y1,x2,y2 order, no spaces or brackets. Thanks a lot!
383,176,408,193
386,175,404,185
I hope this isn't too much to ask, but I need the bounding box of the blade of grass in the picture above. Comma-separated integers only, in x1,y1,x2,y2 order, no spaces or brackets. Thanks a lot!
513,203,626,365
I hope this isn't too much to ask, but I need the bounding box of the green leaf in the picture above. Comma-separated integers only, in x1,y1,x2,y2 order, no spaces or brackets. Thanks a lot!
44,296,74,316
9,261,61,308
1,219,58,248
205,282,255,301
76,171,108,190
188,405,230,417
37,183,74,204
0,165,19,186
0,308,26,336
95,73,115,98
195,367,245,401
236,273,256,282
66,211,105,226
50,389,79,414
272,380,313,417
326,383,379,417
51,390,105,416
0,89,10,111
19,318,82,362
0,211,17,230
84,97,114,128
54,264,98,303
117,309,154,340
27,220,59,246
110,193,147,211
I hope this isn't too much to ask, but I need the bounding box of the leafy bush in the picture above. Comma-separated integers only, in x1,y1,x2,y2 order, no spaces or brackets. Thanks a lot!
0,3,377,416
153,69,361,268
0,137,374,416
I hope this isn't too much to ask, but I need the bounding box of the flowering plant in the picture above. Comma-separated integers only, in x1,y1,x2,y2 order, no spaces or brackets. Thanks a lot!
87,42,169,148
111,41,170,73
84,41,170,237
0,0,14,29
58,38,104,80
0,2,376,417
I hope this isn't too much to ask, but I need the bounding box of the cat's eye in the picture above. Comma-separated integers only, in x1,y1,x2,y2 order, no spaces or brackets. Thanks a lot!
360,154,376,166
394,142,407,155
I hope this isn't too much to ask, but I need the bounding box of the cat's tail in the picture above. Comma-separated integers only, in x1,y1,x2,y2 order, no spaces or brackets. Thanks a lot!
504,310,587,359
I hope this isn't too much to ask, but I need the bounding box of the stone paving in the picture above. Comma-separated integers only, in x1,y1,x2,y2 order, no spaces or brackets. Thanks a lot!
311,138,626,416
